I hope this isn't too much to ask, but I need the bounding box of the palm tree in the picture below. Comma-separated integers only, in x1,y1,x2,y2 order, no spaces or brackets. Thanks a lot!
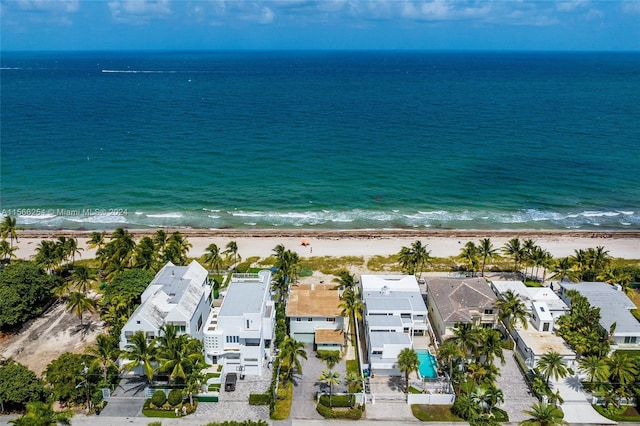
122,330,158,383
319,369,341,407
411,240,431,279
338,287,363,342
152,229,168,255
272,246,300,302
278,336,307,386
398,246,416,275
437,340,462,379
496,290,529,332
397,348,420,393
85,334,120,383
478,238,498,277
520,402,568,426
344,371,362,393
606,352,638,387
33,240,60,273
332,270,356,292
87,231,106,251
536,351,568,386
457,241,479,276
72,265,94,294
481,328,505,366
133,236,157,270
451,323,482,367
64,237,82,265
66,292,97,326
502,237,524,274
522,239,537,280
157,333,204,384
0,239,17,263
164,232,192,265
550,257,576,282
578,355,610,384
224,240,240,269
9,401,73,426
1,215,21,249
202,243,224,272
184,370,206,406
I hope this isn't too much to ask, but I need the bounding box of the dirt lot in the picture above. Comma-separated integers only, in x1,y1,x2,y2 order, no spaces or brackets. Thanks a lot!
0,298,106,376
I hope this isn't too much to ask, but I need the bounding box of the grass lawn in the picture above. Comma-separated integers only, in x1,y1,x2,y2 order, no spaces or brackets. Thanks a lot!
594,404,640,422
614,349,640,359
142,408,184,418
411,405,464,422
271,384,293,420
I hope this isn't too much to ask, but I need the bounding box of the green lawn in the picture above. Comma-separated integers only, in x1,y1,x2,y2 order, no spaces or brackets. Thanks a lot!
411,405,464,422
271,384,293,420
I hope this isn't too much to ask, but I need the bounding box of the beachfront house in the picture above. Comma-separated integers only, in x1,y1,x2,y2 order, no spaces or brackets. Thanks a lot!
286,283,344,352
558,282,640,349
202,270,275,375
361,274,430,376
119,260,212,354
425,277,498,342
490,280,569,332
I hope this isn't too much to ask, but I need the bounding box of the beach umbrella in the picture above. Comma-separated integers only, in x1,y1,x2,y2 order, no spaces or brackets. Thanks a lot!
301,239,310,246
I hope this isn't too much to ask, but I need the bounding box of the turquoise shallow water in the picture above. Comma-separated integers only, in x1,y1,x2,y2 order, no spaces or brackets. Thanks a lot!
1,51,639,230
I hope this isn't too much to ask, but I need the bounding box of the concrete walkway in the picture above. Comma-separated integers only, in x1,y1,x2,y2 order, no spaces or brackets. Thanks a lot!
494,350,538,423
551,375,617,425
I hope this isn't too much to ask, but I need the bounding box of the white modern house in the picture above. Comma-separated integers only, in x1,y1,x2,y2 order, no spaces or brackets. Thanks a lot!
490,280,569,332
425,277,498,342
203,270,275,376
361,275,430,376
119,261,212,353
558,281,640,349
286,283,344,351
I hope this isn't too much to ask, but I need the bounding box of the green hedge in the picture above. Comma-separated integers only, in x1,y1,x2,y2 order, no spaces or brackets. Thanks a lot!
151,390,166,406
249,393,271,406
316,402,364,419
492,407,509,422
319,394,354,408
168,388,183,406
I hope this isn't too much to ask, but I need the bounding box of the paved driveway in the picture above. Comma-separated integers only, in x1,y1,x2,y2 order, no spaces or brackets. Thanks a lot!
289,344,347,420
99,376,148,418
494,350,538,423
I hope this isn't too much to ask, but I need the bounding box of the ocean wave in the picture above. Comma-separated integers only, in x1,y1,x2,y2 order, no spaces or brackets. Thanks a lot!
9,208,639,231
102,69,178,74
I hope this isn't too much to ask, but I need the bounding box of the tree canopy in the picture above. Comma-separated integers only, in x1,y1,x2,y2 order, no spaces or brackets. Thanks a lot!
0,359,47,412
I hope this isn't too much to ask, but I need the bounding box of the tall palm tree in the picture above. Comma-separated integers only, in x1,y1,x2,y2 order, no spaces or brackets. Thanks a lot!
522,239,537,280
451,323,482,367
496,289,529,332
481,328,505,365
606,352,638,387
338,287,363,341
578,355,610,384
398,246,416,275
0,239,17,263
411,240,431,279
224,240,240,269
33,239,60,273
72,265,94,294
502,237,524,274
157,334,204,384
202,243,224,272
478,238,498,277
85,334,120,383
272,246,300,302
184,370,206,406
9,401,72,426
437,340,462,379
319,369,341,407
65,237,82,265
278,336,307,386
397,348,420,393
133,236,157,270
519,402,568,426
122,330,158,383
87,231,106,251
66,292,97,326
164,232,192,265
332,270,356,292
536,351,568,386
457,241,479,277
1,215,21,249
550,257,576,282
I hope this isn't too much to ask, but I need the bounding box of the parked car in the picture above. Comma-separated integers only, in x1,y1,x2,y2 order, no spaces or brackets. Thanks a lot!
225,373,237,392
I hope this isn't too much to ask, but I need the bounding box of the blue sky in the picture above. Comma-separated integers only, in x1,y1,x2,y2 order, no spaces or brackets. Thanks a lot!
1,0,639,51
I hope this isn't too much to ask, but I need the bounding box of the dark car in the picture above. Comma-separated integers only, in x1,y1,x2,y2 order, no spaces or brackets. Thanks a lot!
225,373,237,392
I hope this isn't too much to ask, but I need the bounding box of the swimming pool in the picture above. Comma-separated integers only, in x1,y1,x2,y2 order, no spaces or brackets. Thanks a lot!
416,350,438,379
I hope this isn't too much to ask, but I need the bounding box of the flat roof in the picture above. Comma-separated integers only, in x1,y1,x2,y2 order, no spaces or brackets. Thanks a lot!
491,280,568,313
219,272,270,317
369,331,411,348
361,274,420,292
560,282,640,335
286,284,341,317
364,290,427,313
315,329,344,344
367,315,404,328
516,322,575,357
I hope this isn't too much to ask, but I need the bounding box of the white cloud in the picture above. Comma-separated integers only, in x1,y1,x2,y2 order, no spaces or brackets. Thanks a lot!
556,0,588,12
621,1,640,15
259,6,274,24
16,0,79,13
108,0,172,23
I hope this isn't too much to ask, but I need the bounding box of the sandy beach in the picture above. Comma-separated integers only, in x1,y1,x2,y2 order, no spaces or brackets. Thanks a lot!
12,229,640,261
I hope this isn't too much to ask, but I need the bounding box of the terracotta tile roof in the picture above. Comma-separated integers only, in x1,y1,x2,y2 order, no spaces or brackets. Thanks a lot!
315,329,344,344
286,284,342,317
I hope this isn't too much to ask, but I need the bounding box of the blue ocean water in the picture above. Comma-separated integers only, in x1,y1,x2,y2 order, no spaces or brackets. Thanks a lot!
1,51,639,230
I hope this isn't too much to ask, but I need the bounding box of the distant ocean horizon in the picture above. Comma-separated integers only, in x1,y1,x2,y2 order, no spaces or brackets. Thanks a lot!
1,51,639,231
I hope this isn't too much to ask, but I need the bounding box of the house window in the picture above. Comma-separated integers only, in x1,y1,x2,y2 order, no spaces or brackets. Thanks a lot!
296,317,301,322
543,323,550,332
226,336,239,343
308,317,313,322
246,319,251,329
372,351,382,355
484,309,494,315
197,315,203,332
624,336,637,344
326,318,335,322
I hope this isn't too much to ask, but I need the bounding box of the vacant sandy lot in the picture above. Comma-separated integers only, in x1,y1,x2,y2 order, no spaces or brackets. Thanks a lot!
0,298,105,376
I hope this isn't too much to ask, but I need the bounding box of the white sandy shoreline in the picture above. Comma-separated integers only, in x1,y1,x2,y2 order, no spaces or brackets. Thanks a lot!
11,228,640,260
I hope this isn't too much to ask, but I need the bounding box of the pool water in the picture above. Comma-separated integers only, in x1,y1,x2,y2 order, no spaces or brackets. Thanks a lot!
416,350,438,379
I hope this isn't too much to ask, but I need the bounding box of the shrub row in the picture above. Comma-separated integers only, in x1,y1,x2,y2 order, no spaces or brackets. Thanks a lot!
316,402,364,420
319,394,354,408
249,393,270,406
